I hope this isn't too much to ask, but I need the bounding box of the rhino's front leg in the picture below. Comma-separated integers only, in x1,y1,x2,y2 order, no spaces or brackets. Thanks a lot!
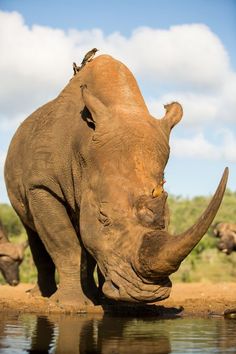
28,188,97,308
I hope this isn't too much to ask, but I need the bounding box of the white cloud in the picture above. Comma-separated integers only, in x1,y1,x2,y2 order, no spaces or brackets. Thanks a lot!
0,9,235,167
118,25,230,88
0,151,6,170
148,92,220,127
0,113,25,132
220,72,236,118
170,130,236,162
147,72,236,127
0,151,7,203
0,11,235,124
171,133,218,160
0,150,6,184
0,11,75,118
217,129,236,162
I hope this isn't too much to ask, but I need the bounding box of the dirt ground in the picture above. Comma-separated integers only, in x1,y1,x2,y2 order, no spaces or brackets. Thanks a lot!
0,282,236,317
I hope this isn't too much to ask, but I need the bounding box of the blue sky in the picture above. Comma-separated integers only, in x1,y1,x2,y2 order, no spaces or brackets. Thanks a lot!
0,0,236,203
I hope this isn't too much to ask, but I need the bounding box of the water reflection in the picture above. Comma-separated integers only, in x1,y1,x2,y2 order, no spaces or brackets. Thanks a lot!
27,316,56,353
0,312,236,353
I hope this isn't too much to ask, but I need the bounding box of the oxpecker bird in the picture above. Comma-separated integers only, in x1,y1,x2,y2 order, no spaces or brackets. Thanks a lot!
81,48,98,66
73,62,80,75
152,179,166,198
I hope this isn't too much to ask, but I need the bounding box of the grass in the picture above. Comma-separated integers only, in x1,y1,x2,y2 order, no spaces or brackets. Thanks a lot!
171,248,236,283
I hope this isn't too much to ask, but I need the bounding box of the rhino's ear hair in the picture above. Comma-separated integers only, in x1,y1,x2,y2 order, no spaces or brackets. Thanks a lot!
162,102,183,130
80,84,108,126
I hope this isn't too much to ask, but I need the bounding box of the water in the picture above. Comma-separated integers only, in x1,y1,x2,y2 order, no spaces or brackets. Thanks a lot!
0,312,236,353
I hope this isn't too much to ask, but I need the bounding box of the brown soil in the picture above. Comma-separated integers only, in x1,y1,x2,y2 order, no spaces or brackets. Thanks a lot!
0,282,236,317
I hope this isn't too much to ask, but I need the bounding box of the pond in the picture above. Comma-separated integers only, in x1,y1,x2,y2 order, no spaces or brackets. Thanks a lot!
0,312,236,353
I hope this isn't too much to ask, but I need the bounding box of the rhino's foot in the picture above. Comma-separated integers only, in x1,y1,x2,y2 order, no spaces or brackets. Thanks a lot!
27,283,57,298
49,287,95,311
27,284,43,297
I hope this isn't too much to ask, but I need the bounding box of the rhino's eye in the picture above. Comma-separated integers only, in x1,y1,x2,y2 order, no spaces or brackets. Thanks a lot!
98,210,111,226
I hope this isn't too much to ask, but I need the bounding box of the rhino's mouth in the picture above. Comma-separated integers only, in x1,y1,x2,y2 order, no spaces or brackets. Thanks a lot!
102,268,172,303
219,246,232,255
9,279,19,286
218,241,233,255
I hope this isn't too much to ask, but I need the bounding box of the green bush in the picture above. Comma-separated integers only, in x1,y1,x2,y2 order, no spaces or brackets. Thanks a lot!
0,203,23,236
168,188,236,255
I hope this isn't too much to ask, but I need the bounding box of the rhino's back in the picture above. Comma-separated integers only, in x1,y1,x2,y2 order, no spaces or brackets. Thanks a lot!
67,55,149,114
5,96,82,217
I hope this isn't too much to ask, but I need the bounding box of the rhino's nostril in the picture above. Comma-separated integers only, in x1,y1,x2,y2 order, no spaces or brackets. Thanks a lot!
110,280,119,291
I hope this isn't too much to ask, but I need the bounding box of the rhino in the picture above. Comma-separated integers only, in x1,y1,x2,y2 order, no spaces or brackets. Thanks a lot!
4,54,228,307
0,219,28,285
213,223,236,255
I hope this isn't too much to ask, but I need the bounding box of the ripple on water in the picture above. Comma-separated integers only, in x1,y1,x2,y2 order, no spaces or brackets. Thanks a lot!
0,313,236,353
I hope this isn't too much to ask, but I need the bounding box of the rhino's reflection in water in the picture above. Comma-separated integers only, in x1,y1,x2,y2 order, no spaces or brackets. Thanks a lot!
0,313,171,353
1,313,236,353
28,316,56,353
31,315,171,354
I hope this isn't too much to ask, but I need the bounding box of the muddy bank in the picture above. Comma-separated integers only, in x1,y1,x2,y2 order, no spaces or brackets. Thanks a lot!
0,282,236,316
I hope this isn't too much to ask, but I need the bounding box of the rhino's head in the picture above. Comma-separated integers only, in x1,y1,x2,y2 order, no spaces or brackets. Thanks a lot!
77,60,228,303
0,241,28,285
214,223,236,255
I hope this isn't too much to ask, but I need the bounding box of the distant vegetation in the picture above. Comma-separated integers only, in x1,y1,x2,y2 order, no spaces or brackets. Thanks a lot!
0,203,24,236
168,188,236,254
1,188,236,284
168,189,236,283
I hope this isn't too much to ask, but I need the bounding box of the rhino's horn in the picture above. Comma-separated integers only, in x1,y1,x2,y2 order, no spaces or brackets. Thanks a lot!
136,168,228,279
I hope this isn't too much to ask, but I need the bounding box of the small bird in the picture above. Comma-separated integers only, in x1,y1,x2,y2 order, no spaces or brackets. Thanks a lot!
152,179,166,198
72,62,80,75
81,48,98,66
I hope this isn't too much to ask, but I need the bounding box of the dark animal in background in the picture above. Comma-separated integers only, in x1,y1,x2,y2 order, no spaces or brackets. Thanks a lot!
4,54,228,308
213,222,236,255
0,220,28,285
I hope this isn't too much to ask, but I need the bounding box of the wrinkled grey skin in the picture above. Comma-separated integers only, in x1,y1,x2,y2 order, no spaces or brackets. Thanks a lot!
213,223,236,255
4,55,227,307
0,221,28,285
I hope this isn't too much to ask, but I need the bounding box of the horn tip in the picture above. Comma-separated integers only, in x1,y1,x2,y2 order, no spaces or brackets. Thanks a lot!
222,167,229,185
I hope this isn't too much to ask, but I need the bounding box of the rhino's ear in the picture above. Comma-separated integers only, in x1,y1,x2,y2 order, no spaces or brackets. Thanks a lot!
161,102,183,130
80,84,109,127
17,241,28,260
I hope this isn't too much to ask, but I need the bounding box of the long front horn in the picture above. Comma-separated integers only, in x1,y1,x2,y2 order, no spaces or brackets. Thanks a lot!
136,167,228,279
